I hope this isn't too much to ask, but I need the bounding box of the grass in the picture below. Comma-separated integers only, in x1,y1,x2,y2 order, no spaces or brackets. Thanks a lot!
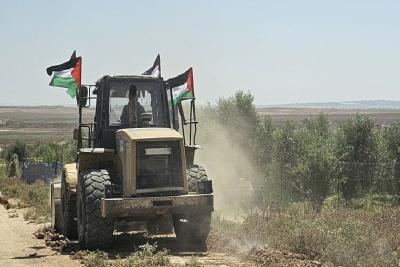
0,163,50,222
84,244,171,267
209,203,400,267
83,243,203,267
84,251,110,267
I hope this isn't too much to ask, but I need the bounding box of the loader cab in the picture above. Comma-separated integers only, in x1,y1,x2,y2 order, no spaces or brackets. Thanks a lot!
77,74,198,167
78,75,171,149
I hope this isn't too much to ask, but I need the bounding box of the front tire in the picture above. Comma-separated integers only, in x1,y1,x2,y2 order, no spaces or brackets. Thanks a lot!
77,170,113,249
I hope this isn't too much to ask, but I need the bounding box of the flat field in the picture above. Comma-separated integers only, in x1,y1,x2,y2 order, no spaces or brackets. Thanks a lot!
259,107,400,124
1,105,400,146
0,106,94,146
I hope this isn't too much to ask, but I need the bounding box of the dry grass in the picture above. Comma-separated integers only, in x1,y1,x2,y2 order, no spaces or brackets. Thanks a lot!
209,204,400,267
0,164,50,222
84,243,172,267
83,243,204,267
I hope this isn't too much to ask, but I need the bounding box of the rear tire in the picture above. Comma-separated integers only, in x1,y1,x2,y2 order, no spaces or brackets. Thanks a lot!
187,165,208,192
52,199,63,233
51,183,63,233
173,212,211,247
145,215,174,235
61,173,77,239
177,164,211,247
77,170,113,249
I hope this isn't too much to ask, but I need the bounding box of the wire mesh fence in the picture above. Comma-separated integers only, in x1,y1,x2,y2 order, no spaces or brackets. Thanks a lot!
244,161,400,215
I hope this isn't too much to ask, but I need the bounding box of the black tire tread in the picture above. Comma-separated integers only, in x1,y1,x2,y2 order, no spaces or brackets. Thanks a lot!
145,215,174,235
78,170,113,249
173,213,211,246
187,165,208,192
174,164,211,246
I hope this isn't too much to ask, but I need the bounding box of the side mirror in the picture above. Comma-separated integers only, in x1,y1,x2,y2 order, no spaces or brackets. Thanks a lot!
77,86,88,107
73,128,79,140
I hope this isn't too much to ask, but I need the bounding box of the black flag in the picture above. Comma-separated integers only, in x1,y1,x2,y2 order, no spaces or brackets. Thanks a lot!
46,50,79,76
142,54,161,77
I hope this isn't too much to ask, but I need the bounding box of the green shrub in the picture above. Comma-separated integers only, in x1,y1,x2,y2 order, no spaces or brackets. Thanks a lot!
1,140,77,164
351,193,395,210
322,194,345,211
2,140,27,162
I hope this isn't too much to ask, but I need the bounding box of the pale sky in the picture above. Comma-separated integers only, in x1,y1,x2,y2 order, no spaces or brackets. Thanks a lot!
0,0,399,106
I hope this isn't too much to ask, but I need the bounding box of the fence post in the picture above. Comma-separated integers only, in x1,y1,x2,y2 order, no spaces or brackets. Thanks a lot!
280,159,284,212
336,164,340,212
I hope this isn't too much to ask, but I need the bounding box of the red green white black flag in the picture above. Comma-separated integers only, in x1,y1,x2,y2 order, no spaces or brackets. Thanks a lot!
46,51,82,98
167,68,194,107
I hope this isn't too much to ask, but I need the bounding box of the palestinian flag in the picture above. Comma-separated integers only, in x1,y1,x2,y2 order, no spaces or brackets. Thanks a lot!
46,51,81,98
142,54,161,77
167,68,194,106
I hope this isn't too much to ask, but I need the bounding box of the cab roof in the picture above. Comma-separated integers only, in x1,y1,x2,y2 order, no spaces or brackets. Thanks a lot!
116,127,182,141
96,75,163,84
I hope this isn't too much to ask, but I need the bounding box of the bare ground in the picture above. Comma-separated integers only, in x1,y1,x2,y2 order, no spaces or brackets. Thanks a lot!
0,205,253,267
0,206,80,267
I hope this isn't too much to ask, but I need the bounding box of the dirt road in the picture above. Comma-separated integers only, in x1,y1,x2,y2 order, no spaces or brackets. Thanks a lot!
0,206,252,267
0,206,80,267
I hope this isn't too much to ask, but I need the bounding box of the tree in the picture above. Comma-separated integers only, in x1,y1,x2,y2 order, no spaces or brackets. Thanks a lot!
301,114,337,209
276,114,337,209
335,115,380,199
382,124,400,193
4,140,27,163
274,121,305,202
216,90,260,148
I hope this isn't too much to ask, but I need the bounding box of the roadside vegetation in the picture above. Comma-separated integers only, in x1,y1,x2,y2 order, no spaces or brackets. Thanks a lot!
3,92,400,265
197,90,400,266
85,244,170,267
83,243,201,267
0,141,76,222
1,140,76,164
199,91,400,210
209,205,400,266
0,163,49,222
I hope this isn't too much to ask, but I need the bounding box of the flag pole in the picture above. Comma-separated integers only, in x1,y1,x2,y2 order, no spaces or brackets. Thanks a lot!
168,82,176,129
158,54,161,78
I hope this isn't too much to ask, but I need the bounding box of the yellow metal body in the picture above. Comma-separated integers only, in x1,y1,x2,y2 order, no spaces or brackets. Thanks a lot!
115,128,188,197
65,128,188,197
64,163,77,188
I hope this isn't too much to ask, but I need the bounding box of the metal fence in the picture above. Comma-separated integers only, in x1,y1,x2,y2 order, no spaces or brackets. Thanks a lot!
21,161,63,184
241,161,400,214
5,159,63,184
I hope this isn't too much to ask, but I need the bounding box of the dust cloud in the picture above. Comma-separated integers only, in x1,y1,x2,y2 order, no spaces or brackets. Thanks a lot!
194,110,261,218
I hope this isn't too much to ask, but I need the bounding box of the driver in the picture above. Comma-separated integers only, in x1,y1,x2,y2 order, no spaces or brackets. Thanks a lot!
120,84,145,127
